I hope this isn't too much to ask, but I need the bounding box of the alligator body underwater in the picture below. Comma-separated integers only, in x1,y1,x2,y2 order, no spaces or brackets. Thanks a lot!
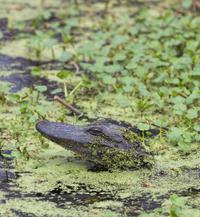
36,119,160,170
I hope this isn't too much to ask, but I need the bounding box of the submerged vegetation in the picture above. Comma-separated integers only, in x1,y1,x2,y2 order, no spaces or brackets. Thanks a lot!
0,0,200,216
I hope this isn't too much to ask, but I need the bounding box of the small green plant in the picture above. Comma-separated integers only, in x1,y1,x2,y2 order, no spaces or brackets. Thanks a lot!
27,31,58,60
169,194,186,217
56,70,82,101
136,99,153,117
139,194,200,217
137,123,150,144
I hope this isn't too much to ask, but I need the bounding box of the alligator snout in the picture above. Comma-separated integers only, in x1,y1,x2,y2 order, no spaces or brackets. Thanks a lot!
36,120,51,134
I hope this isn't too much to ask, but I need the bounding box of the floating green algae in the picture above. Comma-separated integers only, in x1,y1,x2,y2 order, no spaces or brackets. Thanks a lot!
0,0,200,216
0,85,200,216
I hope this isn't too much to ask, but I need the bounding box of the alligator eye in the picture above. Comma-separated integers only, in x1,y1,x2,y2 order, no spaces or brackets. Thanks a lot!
87,127,104,136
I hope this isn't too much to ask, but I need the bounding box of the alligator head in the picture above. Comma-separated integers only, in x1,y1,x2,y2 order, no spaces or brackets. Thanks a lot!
36,119,156,169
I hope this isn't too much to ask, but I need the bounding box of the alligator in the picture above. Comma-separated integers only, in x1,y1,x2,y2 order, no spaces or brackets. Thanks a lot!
36,119,161,170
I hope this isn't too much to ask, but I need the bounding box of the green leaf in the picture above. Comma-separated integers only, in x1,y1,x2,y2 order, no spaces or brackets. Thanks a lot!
186,109,198,119
136,66,148,79
113,52,126,61
138,123,150,131
8,94,20,102
115,94,130,107
171,96,185,105
41,10,52,20
182,0,192,9
35,85,47,92
35,105,48,116
11,150,22,159
138,84,150,96
31,67,42,76
103,211,118,217
194,125,200,132
191,17,200,28
186,41,199,52
56,70,73,79
121,76,135,85
102,75,116,85
168,127,183,142
51,88,63,94
195,134,200,141
173,104,187,115
29,115,37,123
154,118,168,127
104,64,121,74
112,35,129,47
153,74,167,84
59,51,72,62
190,65,200,76
186,91,199,104
44,38,57,48
123,84,133,93
126,62,137,70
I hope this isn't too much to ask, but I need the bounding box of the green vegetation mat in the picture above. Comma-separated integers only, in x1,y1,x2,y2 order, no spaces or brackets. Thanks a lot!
0,0,200,216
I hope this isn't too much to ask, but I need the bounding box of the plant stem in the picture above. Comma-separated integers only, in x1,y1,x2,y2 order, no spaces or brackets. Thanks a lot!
54,95,82,116
69,81,82,96
63,82,68,99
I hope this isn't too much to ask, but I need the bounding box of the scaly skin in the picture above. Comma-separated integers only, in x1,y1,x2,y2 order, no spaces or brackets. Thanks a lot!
36,119,158,169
